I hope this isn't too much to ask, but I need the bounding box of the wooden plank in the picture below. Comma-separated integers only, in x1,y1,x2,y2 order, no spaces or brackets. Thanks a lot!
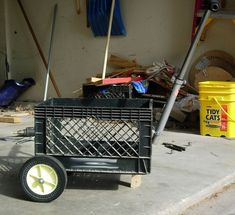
95,68,146,78
1,112,30,117
11,112,30,117
108,55,140,68
0,116,21,123
109,68,146,78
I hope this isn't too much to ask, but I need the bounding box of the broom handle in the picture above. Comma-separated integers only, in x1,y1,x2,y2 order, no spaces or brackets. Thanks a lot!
102,0,115,80
17,0,61,97
43,4,58,101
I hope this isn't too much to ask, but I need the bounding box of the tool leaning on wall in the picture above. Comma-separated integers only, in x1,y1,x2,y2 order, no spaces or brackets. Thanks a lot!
153,0,222,144
17,0,61,98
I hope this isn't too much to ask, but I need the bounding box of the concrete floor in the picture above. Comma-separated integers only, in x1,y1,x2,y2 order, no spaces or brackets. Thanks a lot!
0,114,235,215
184,183,235,215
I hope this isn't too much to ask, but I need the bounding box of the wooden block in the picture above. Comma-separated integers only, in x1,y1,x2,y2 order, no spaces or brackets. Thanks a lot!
0,116,21,123
130,175,142,188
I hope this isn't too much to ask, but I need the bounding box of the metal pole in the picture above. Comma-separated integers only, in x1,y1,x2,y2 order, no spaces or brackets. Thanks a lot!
102,0,116,80
17,0,61,97
43,4,58,101
153,10,211,144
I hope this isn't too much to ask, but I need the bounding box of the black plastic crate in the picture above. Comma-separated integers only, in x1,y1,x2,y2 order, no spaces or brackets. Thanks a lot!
83,84,132,98
34,98,153,174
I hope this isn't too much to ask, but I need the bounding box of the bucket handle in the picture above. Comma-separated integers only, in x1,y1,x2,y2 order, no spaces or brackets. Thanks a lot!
211,97,235,122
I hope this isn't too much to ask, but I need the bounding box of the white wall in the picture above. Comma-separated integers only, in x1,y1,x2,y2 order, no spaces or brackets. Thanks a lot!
192,1,235,69
0,0,6,86
4,0,235,101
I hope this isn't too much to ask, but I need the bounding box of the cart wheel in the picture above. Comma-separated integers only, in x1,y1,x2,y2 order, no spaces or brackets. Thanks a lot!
19,155,67,202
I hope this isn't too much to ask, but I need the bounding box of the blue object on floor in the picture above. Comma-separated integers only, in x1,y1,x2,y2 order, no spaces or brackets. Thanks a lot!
0,78,35,107
88,0,126,36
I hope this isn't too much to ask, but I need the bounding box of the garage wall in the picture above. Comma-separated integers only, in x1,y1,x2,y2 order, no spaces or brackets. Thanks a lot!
0,0,6,86
4,0,235,101
192,0,235,69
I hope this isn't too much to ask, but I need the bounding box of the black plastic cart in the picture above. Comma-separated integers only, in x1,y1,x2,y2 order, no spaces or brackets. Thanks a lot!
19,98,153,202
19,0,221,203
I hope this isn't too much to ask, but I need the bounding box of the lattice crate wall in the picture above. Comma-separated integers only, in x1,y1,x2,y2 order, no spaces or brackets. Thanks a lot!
34,98,152,174
45,117,140,158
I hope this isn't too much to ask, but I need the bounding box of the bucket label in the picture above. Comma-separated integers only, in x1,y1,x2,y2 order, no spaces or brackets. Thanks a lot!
220,105,228,132
204,106,228,130
206,109,220,121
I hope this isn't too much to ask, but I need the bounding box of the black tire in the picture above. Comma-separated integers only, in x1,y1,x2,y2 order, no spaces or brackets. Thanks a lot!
19,155,67,202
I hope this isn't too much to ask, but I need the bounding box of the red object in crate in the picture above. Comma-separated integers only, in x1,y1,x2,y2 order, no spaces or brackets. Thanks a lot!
99,76,144,86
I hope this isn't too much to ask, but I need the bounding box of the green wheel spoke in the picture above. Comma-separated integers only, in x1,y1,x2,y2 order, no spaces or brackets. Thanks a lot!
40,184,45,193
44,181,56,188
29,174,40,180
48,170,54,175
37,165,42,178
32,181,40,188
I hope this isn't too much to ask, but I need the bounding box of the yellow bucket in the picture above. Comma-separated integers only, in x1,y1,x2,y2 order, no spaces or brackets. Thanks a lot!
199,81,235,138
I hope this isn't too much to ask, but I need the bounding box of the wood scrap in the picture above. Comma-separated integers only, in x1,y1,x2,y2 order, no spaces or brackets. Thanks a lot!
95,68,146,79
108,55,141,68
14,104,35,115
109,68,146,78
0,115,21,123
86,77,102,83
3,113,30,117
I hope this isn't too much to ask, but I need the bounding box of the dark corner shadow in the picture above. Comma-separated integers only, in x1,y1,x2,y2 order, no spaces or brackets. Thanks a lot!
0,156,29,200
